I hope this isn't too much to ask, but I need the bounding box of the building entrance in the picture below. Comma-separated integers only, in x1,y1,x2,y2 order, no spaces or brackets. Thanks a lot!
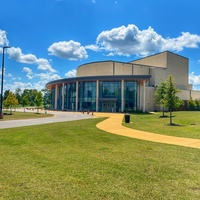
102,101,116,112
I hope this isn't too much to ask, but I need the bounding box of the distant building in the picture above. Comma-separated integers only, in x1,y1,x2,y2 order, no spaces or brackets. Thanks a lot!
46,51,200,112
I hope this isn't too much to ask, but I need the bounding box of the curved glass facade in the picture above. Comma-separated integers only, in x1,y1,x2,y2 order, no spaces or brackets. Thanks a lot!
47,74,150,112
78,82,96,111
99,81,121,112
124,81,137,112
65,83,76,111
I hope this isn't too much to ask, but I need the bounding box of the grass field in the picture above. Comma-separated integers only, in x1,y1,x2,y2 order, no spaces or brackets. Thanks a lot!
124,111,200,139
1,114,200,199
1,111,54,121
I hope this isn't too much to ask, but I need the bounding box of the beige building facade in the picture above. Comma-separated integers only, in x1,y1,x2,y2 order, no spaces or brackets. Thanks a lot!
46,51,199,112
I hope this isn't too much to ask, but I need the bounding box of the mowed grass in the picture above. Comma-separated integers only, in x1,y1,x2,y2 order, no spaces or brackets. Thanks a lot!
1,111,54,121
124,111,200,139
1,117,200,199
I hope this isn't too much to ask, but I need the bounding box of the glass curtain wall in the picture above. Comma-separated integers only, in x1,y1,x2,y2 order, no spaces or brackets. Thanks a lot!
65,83,76,111
99,81,121,112
78,82,96,111
57,85,62,110
124,81,137,112
50,88,55,109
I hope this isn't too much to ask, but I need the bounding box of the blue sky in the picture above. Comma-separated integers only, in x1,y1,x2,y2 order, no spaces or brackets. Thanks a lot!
1,0,200,92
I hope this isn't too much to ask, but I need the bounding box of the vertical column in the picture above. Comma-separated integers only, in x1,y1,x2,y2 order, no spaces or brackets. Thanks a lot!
96,80,99,112
143,80,146,113
55,84,58,110
76,81,79,111
138,82,142,111
62,82,65,110
121,79,124,112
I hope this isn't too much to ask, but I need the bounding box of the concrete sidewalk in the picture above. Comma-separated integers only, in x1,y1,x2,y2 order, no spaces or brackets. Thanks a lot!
95,113,200,149
0,110,93,129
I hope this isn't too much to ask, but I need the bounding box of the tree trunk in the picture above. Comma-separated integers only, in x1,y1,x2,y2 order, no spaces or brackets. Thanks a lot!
162,106,165,117
169,109,172,125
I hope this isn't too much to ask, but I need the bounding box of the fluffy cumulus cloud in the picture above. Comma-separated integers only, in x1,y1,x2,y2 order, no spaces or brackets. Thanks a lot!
0,30,9,47
96,24,200,56
8,47,56,73
189,72,200,89
48,40,88,60
5,47,59,91
33,73,61,90
4,81,33,92
65,69,76,78
22,67,34,79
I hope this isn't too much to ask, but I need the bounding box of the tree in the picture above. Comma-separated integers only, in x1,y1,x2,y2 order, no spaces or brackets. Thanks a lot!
21,94,29,112
164,75,183,125
21,89,38,106
3,90,10,101
42,88,51,109
35,91,43,113
154,80,166,117
15,88,22,104
3,91,18,114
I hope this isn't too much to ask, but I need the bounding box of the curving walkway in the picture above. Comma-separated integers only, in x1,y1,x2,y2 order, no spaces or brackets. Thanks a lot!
0,110,92,129
95,113,200,149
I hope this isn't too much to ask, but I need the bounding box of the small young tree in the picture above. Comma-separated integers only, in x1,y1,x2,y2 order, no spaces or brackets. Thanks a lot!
42,88,51,109
164,75,183,125
35,91,43,113
21,94,29,112
187,98,197,110
154,80,166,117
3,91,19,114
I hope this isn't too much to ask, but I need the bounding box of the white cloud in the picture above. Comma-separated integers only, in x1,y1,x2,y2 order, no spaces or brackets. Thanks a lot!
23,67,34,79
8,47,37,64
85,44,101,52
163,32,200,52
95,24,200,56
48,40,88,60
189,72,200,88
33,73,61,91
65,69,76,78
0,30,9,47
35,73,61,81
8,47,56,73
7,73,13,77
37,58,56,73
4,82,33,92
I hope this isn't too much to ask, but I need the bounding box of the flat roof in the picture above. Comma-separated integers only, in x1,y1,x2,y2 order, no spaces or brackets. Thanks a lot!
46,75,151,86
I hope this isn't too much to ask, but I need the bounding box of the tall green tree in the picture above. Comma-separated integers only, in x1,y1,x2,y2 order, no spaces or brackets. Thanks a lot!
22,89,38,106
21,94,29,112
154,80,166,117
42,88,51,109
15,88,22,104
164,75,183,125
3,91,18,114
3,90,10,101
35,91,43,113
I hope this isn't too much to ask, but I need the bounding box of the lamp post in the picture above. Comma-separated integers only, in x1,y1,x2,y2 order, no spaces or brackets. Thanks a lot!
0,46,10,119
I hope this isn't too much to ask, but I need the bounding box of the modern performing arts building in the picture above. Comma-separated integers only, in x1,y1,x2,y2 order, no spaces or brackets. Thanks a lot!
46,51,200,112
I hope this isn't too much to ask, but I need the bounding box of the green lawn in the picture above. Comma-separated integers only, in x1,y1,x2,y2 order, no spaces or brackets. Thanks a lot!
124,111,200,139
1,117,200,199
1,111,53,121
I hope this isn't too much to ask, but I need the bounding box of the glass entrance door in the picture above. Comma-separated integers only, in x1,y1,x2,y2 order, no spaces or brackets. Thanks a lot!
102,101,116,112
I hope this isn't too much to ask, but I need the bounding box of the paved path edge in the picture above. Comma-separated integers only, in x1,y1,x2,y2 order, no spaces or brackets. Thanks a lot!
95,113,200,149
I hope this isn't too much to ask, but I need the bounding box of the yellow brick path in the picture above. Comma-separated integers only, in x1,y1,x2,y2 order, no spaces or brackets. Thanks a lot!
95,113,200,149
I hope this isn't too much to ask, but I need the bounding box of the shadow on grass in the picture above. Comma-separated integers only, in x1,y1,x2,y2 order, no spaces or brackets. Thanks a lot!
167,123,181,126
159,115,169,118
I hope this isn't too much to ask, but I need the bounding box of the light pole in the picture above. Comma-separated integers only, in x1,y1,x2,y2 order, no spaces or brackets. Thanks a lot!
0,46,10,119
